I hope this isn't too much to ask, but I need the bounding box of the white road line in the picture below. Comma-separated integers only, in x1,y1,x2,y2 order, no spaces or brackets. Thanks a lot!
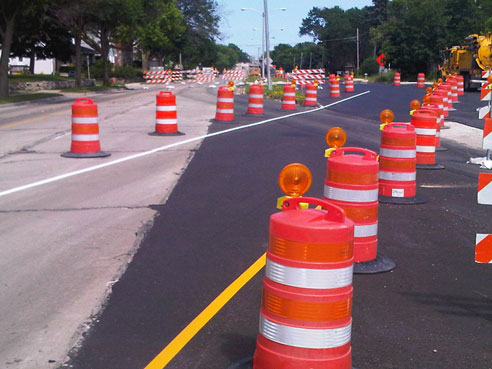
0,91,370,198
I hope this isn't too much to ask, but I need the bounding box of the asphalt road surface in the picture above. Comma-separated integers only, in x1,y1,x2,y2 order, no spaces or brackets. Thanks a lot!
2,81,491,369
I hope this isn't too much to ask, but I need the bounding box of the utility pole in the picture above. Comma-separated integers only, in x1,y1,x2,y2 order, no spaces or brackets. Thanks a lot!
356,28,360,75
309,52,312,69
300,52,303,69
264,0,272,90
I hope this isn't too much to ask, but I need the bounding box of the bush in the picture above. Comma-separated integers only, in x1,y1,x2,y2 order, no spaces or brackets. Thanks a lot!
90,58,112,79
113,65,142,80
374,71,395,83
360,57,380,76
59,65,75,74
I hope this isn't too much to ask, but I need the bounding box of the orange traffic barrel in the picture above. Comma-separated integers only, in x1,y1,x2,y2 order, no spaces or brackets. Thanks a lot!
304,84,318,106
61,98,110,158
330,78,340,97
393,72,401,86
323,147,395,273
428,94,445,125
344,74,354,92
253,197,355,369
149,91,184,136
246,84,264,115
417,73,425,88
420,103,447,151
281,84,296,110
439,83,453,110
432,89,449,117
456,75,464,95
215,86,234,121
378,123,427,205
447,76,459,102
411,110,445,169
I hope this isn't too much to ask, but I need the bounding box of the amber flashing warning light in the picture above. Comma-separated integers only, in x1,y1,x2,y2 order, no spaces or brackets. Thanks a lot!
426,87,433,94
379,109,394,131
487,74,492,85
325,127,347,157
410,100,421,110
422,94,430,103
227,80,235,91
278,163,312,197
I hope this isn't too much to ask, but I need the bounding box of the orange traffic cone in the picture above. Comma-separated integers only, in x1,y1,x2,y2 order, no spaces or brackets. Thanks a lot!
61,98,110,158
149,91,184,136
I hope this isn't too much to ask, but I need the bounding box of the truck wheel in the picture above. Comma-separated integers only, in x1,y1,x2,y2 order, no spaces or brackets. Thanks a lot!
464,74,471,91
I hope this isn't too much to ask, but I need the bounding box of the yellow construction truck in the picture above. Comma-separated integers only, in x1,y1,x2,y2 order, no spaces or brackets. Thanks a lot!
441,33,492,90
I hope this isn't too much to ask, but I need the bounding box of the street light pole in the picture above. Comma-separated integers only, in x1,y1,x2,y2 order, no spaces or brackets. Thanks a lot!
264,0,272,90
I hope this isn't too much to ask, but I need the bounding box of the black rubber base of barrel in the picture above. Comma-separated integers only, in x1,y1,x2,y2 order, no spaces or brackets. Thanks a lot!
416,163,445,170
436,146,448,151
148,131,185,136
210,119,236,123
379,194,428,205
353,254,396,274
61,151,111,158
226,357,360,369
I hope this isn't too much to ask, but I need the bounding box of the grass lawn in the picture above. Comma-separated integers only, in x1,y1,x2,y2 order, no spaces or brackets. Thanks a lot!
0,93,64,105
8,74,71,82
60,85,123,93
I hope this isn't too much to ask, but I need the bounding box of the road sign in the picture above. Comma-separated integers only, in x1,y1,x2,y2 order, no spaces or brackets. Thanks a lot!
376,53,386,66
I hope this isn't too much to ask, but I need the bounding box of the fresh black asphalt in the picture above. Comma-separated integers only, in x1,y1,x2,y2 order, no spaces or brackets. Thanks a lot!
65,82,492,369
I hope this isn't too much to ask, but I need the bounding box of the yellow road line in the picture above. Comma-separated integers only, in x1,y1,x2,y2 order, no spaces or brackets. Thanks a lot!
144,253,267,369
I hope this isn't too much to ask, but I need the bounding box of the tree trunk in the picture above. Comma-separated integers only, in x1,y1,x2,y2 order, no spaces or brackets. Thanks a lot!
100,27,110,86
142,50,150,71
0,17,16,98
29,49,35,74
121,40,133,66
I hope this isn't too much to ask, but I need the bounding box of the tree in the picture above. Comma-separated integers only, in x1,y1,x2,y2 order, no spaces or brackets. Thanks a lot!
374,0,449,77
0,0,51,97
175,0,220,68
215,43,248,71
299,6,372,72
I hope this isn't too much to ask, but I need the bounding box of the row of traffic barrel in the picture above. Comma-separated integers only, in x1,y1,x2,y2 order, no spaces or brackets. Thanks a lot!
216,75,355,122
245,76,465,369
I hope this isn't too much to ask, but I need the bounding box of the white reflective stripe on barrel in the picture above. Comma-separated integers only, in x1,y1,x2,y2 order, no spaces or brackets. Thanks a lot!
217,98,234,103
414,128,436,135
305,97,317,101
282,101,296,104
259,315,351,349
156,119,178,125
248,104,263,108
323,185,378,202
249,94,263,98
416,145,436,152
354,223,378,238
216,109,234,114
72,117,98,124
265,258,353,289
72,134,99,141
283,93,296,97
156,105,176,112
378,171,416,181
379,148,416,158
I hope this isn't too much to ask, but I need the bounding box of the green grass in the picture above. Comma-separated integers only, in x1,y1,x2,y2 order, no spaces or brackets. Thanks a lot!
0,92,63,104
60,85,122,93
8,74,71,82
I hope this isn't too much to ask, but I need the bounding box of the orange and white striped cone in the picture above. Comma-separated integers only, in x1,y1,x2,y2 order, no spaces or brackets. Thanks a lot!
330,78,340,97
344,74,354,92
253,197,356,369
149,91,184,136
393,72,401,86
215,86,234,121
378,123,427,204
281,84,296,110
61,98,110,158
420,103,447,151
417,73,425,88
324,147,395,274
303,84,318,106
246,84,264,115
411,110,445,169
457,75,465,95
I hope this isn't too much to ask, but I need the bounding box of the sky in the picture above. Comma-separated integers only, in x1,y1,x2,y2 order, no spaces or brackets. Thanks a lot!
216,0,374,57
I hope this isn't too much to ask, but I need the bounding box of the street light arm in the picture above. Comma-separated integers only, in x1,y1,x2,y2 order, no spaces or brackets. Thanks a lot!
241,7,262,15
